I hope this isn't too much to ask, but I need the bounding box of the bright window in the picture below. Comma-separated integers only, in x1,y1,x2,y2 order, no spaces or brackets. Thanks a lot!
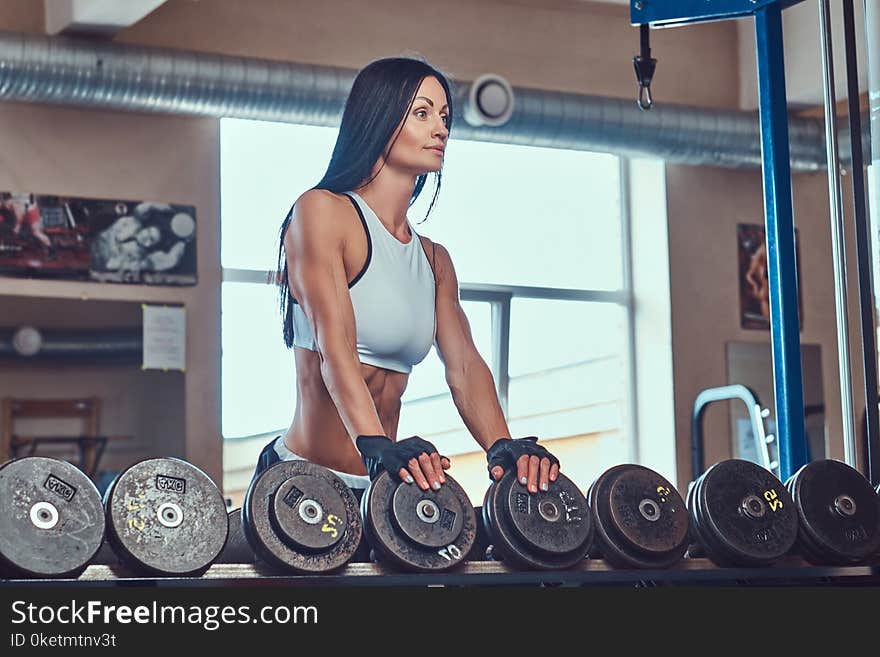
220,119,633,483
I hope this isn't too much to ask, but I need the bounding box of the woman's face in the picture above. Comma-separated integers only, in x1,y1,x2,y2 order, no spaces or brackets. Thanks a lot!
114,216,142,242
384,76,450,175
136,226,162,248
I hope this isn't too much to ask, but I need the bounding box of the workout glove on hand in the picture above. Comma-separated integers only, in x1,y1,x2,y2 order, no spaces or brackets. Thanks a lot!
356,434,439,481
486,436,559,480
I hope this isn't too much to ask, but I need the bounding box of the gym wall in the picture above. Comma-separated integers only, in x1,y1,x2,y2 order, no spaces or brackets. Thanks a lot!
668,164,867,484
0,0,859,494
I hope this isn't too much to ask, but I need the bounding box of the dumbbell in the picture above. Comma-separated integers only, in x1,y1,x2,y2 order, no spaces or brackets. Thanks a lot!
587,464,689,569
686,459,798,567
242,460,362,573
0,457,104,578
784,459,880,565
214,508,257,564
482,470,592,570
103,457,228,576
361,470,477,572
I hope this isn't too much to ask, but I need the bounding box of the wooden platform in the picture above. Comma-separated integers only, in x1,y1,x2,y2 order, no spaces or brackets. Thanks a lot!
4,556,879,587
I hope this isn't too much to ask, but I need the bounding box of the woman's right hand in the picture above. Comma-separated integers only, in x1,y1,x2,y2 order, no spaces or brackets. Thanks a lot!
356,435,451,490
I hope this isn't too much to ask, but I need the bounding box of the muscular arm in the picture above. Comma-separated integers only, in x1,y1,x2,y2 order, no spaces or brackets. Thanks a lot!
145,241,186,271
431,241,509,451
285,190,385,440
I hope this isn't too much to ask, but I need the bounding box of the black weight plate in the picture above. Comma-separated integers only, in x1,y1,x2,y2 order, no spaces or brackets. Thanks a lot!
105,457,228,576
785,459,880,564
683,480,706,559
783,466,833,565
391,477,464,548
483,470,592,570
214,508,256,564
271,475,350,551
692,459,798,566
90,539,121,566
362,471,476,572
0,457,104,578
687,458,768,566
589,464,689,569
505,473,591,556
242,460,361,573
688,473,739,565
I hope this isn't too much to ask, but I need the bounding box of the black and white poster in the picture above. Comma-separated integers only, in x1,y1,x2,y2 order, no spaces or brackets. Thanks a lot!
0,191,197,286
88,200,197,286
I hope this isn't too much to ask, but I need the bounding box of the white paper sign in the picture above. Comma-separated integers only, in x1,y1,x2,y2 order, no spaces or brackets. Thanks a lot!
142,304,186,371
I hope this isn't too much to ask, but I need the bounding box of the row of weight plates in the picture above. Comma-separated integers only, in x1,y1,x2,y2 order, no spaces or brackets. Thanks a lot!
242,461,479,574
0,456,228,578
686,459,880,567
481,465,691,570
4,455,880,577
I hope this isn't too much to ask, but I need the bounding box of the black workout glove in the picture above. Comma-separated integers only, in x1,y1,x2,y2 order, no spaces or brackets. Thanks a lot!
486,436,559,480
356,434,439,482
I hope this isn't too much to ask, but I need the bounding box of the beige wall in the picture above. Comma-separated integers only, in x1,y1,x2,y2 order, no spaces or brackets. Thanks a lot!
0,296,185,476
1,0,861,498
0,364,185,473
667,164,868,486
0,101,221,483
114,0,738,107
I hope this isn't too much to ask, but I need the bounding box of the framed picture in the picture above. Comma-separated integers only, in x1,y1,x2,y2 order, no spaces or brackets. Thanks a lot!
737,223,802,331
0,191,196,286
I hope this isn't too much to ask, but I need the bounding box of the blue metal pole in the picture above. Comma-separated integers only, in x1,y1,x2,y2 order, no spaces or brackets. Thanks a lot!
754,4,809,480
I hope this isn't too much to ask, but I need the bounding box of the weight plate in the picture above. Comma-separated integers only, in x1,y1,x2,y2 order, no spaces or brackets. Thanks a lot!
688,459,798,566
362,471,476,572
683,480,705,559
589,464,689,569
0,457,104,578
214,508,256,564
242,460,361,573
105,457,228,576
271,475,350,551
483,470,592,570
785,459,880,565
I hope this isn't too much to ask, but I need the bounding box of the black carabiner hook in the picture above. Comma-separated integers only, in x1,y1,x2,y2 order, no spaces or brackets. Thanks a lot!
633,24,657,111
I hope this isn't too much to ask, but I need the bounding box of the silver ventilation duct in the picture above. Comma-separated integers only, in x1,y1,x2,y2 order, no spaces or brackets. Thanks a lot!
0,30,858,171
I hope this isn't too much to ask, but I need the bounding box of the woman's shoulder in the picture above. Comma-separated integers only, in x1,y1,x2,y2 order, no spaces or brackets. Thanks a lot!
416,234,452,273
293,188,353,215
286,189,358,242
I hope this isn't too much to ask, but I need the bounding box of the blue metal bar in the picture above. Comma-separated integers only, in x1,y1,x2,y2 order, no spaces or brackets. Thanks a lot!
754,4,809,480
631,0,803,28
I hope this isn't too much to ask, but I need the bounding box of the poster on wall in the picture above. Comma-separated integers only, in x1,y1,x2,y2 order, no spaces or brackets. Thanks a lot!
142,304,187,371
89,200,197,285
0,193,91,279
737,223,803,331
0,191,197,286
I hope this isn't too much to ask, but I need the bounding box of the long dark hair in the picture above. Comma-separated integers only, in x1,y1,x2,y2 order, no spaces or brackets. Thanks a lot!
277,56,454,348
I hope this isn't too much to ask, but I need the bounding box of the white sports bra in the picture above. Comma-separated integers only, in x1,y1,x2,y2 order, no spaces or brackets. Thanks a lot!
290,192,437,374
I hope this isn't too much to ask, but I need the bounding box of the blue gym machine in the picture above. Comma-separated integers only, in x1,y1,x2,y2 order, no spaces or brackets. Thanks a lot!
630,1,880,485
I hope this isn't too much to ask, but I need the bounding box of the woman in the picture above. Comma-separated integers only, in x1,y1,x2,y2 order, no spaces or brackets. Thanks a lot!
2,193,53,255
253,57,561,502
